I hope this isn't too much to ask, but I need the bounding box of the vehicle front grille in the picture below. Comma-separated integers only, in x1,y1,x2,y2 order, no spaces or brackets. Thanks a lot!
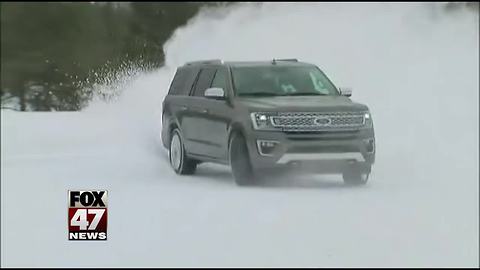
271,111,366,132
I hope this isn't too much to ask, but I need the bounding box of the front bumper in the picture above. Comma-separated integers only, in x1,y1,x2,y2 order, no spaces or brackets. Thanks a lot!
244,128,375,173
276,152,366,164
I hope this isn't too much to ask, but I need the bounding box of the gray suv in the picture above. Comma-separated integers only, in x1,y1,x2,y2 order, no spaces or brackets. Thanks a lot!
161,59,375,186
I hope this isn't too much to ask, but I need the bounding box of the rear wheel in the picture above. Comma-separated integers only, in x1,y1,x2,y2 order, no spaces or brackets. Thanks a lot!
169,129,197,175
342,165,370,186
229,132,255,186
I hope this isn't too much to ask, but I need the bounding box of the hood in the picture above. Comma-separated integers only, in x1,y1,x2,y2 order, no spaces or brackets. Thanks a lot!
236,95,369,112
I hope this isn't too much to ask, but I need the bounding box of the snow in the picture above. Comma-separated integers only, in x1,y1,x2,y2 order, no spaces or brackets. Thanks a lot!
1,3,479,267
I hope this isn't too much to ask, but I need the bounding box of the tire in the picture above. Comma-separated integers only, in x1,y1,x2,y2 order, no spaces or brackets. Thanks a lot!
342,166,370,186
229,132,255,186
169,129,197,175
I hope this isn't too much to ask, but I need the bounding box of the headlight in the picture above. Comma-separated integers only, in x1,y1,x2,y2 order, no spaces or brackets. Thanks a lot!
250,112,276,130
363,111,373,127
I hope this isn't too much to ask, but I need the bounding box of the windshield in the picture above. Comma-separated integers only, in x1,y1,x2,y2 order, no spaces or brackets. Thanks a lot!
231,65,340,97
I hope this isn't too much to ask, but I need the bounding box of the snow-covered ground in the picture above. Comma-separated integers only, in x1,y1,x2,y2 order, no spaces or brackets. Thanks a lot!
1,3,479,267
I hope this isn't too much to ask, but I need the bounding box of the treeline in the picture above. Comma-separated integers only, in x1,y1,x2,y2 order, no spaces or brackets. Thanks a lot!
1,2,221,111
1,2,477,111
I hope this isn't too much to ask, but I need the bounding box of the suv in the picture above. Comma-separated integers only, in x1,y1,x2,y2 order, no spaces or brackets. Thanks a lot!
161,59,375,186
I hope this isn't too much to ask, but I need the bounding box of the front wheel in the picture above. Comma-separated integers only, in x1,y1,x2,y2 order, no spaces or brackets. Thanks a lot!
169,129,197,175
342,166,370,186
229,133,255,186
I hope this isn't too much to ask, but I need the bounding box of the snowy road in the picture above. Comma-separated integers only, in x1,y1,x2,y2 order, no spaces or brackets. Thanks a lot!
1,3,479,267
1,107,477,267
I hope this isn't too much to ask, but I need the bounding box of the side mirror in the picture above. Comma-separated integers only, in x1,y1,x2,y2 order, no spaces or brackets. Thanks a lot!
339,87,352,97
204,87,225,99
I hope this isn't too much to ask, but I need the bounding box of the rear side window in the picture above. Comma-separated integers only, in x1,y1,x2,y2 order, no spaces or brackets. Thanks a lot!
168,67,199,95
191,68,216,97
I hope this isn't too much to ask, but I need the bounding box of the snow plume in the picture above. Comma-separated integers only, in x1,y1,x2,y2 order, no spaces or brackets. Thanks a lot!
85,2,478,187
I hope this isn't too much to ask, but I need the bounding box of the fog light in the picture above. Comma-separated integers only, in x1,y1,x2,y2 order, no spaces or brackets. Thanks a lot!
257,140,279,156
364,138,375,153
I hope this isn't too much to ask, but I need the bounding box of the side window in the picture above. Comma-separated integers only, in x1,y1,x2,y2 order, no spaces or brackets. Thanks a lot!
191,68,216,97
211,68,227,90
168,67,199,96
168,69,184,95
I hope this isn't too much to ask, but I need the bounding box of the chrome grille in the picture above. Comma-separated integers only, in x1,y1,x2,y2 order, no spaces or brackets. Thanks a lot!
273,117,315,126
271,112,366,132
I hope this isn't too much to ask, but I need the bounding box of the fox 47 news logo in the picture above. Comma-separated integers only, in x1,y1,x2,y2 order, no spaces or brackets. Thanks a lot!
68,190,107,241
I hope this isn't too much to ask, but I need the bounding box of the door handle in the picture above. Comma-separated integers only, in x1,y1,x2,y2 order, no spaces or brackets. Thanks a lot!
180,106,188,111
201,109,208,114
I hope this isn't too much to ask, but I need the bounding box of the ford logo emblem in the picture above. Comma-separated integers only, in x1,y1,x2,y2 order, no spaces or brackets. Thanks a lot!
314,117,331,126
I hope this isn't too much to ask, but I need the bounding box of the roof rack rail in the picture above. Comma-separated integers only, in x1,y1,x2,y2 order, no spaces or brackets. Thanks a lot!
185,59,223,66
272,58,298,63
